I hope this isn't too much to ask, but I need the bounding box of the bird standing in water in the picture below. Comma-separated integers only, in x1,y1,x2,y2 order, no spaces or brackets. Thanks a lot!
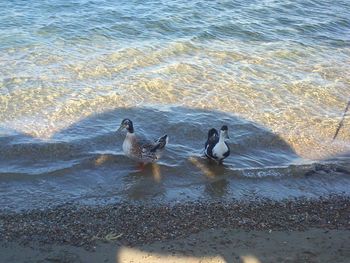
204,125,230,164
117,119,168,164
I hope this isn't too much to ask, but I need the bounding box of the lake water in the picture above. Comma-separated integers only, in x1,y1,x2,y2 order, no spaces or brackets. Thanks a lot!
0,0,350,211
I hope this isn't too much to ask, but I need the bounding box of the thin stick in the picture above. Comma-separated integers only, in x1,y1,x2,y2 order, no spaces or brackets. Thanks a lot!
333,99,350,140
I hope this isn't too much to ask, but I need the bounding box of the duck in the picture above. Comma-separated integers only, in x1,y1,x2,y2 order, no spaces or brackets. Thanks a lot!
117,118,168,163
204,125,230,164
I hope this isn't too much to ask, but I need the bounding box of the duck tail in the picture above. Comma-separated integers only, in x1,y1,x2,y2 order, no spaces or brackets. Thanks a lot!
151,134,168,152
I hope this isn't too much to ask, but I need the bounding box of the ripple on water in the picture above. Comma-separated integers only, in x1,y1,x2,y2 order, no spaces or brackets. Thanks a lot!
0,0,350,210
1,106,350,211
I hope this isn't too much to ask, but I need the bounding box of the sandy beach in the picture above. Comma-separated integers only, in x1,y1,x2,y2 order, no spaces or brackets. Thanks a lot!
1,195,349,262
2,228,349,263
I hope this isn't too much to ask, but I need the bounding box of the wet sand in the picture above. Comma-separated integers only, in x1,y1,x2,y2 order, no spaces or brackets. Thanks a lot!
1,228,349,263
1,195,349,262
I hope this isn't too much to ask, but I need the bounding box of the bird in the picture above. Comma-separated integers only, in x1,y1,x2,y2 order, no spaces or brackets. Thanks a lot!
204,125,230,164
117,118,168,163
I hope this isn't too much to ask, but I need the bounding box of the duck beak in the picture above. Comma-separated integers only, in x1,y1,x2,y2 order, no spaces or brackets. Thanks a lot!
117,124,125,132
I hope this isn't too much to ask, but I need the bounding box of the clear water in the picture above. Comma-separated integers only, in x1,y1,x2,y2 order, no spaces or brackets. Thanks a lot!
0,0,350,211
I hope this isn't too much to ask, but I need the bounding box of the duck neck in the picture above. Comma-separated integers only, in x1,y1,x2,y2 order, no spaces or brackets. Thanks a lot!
218,132,226,144
126,123,134,133
126,131,135,137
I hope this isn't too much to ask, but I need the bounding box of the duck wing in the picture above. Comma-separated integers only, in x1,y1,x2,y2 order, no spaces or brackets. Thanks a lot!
151,134,168,152
223,142,230,158
136,134,168,160
204,136,219,159
205,128,219,149
136,137,154,151
205,135,218,149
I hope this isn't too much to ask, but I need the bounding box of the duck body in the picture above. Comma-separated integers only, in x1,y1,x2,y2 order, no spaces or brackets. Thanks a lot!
204,125,230,164
118,119,168,163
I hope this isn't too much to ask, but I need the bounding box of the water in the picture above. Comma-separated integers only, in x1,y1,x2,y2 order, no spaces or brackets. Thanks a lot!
1,0,350,211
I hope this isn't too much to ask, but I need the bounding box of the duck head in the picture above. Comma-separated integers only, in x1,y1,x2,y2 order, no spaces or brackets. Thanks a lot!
117,118,134,133
220,125,229,140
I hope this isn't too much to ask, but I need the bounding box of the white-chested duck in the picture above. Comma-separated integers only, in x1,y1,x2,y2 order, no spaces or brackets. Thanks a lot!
117,119,168,163
204,125,230,164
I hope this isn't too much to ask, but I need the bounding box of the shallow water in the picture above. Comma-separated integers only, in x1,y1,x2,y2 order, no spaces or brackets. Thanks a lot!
0,0,350,210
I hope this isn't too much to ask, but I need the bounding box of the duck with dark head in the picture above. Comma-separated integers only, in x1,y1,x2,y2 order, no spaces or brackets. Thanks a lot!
204,125,230,164
117,118,168,165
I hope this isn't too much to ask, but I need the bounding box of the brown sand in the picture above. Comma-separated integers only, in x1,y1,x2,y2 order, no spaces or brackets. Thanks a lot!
1,196,349,262
1,228,349,263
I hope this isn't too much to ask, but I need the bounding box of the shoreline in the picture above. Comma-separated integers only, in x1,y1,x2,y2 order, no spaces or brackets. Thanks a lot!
1,195,349,248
